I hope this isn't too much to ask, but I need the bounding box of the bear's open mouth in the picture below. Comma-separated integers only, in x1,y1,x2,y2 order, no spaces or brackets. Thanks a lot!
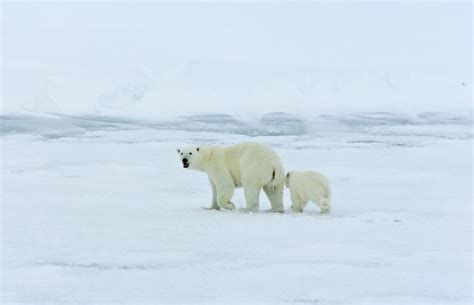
183,162,189,168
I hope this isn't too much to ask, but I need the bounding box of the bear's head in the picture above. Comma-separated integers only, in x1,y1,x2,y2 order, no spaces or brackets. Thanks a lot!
177,146,200,169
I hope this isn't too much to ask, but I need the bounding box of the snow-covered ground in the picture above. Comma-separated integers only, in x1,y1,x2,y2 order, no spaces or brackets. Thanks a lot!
1,1,472,304
1,112,472,304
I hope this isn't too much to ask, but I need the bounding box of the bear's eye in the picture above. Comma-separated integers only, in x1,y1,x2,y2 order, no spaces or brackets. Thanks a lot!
189,152,192,155
180,153,183,155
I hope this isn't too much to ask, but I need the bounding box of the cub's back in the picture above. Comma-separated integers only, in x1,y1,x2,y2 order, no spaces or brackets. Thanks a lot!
289,171,330,198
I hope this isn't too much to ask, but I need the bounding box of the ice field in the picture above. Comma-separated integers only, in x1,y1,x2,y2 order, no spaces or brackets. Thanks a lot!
1,2,472,304
1,112,472,303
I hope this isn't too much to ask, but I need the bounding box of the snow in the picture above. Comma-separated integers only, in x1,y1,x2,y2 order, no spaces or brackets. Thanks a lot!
1,1,472,304
1,113,472,304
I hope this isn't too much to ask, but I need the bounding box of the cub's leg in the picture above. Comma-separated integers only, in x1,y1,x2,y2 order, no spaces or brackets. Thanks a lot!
290,192,304,213
311,193,331,214
318,196,331,214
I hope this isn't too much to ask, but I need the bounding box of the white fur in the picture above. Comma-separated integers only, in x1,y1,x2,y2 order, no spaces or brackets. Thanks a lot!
177,142,285,213
285,171,331,213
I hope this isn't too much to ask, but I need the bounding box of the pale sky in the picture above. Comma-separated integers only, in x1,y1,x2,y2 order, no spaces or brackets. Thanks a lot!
2,2,472,115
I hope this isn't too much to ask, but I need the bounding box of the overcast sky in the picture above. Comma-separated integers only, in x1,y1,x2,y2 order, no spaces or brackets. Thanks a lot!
4,2,471,70
2,2,472,115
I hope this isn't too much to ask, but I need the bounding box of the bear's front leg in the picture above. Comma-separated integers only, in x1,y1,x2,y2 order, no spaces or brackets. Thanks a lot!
217,193,235,210
215,178,236,211
203,177,220,210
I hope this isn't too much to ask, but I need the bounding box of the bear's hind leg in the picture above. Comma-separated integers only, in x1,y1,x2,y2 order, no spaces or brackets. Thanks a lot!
263,184,284,213
240,185,261,213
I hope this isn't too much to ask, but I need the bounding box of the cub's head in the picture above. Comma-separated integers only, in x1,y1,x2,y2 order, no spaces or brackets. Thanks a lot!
177,146,200,169
285,172,292,188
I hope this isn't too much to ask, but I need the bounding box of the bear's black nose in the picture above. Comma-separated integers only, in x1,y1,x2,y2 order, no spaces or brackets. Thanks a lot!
182,158,188,163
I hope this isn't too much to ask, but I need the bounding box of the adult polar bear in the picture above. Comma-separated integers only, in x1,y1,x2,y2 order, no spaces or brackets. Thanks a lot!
177,142,285,213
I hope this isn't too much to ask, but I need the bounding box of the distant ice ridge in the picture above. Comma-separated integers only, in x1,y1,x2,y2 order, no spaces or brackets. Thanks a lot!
1,112,471,149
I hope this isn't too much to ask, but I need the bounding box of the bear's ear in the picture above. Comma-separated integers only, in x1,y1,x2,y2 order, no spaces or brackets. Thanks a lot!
196,147,200,152
177,148,181,154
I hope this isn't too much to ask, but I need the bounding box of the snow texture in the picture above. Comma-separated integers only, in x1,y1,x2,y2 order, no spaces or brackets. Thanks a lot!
1,113,472,304
1,1,472,304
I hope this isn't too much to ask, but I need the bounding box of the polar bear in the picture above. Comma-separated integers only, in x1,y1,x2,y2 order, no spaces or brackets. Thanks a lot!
285,171,331,213
177,142,285,213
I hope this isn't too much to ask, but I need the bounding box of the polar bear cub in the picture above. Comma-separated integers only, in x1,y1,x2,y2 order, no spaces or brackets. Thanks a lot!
177,141,285,213
285,171,331,213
